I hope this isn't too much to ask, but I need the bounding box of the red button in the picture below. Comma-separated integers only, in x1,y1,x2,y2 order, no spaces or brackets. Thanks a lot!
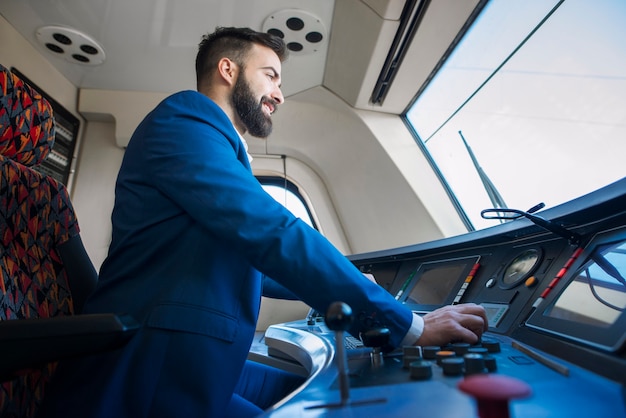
458,374,532,418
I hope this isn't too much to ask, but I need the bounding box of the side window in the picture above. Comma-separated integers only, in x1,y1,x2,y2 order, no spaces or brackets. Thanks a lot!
257,176,317,230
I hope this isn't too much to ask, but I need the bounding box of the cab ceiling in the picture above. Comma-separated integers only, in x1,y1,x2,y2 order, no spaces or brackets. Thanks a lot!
0,0,480,115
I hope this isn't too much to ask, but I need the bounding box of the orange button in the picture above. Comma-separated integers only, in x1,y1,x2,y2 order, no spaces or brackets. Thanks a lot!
525,276,538,287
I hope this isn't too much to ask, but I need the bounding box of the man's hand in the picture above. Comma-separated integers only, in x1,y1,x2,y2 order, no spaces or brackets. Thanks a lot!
413,303,488,346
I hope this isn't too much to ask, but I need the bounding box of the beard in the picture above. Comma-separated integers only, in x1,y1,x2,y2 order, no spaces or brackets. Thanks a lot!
231,74,277,138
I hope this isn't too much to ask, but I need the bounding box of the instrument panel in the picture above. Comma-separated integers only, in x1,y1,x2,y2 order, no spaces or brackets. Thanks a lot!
362,238,568,336
257,178,626,417
360,225,626,361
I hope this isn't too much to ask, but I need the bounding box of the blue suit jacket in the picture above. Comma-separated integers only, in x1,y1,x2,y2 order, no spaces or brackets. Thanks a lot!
40,91,413,417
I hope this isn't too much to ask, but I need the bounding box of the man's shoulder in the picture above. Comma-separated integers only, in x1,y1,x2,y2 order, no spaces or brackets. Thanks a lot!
135,91,237,146
157,90,226,121
162,90,210,108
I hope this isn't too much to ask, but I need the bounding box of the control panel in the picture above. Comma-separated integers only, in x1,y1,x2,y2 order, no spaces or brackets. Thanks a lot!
260,320,624,417
257,179,626,417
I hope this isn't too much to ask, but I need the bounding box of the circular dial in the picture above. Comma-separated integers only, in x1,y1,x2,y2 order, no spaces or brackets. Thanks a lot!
501,248,541,288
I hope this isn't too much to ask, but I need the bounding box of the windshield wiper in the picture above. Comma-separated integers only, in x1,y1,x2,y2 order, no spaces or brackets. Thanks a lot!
481,204,581,246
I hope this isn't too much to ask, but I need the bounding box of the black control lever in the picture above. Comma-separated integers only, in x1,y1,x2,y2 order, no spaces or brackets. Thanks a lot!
305,302,386,411
360,328,391,367
325,301,353,405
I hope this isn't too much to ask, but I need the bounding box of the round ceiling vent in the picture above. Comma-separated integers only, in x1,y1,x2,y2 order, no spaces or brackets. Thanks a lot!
262,9,327,56
35,25,106,66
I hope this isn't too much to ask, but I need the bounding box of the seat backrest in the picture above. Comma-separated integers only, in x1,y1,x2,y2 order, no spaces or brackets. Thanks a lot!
0,64,97,418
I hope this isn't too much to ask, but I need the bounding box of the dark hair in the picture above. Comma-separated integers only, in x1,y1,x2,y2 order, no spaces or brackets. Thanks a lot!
195,27,287,89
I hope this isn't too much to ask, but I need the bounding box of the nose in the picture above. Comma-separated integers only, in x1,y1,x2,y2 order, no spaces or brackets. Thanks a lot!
271,85,284,105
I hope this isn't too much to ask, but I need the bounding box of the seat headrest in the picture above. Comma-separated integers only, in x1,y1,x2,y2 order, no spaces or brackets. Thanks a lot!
0,64,55,167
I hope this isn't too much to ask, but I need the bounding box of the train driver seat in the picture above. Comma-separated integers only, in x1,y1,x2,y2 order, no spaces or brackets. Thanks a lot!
0,64,138,418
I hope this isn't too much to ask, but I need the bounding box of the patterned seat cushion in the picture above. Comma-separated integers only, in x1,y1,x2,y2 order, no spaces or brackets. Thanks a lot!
0,65,55,167
0,64,79,418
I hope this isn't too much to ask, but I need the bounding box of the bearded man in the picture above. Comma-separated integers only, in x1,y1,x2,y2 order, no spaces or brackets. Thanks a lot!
39,27,487,418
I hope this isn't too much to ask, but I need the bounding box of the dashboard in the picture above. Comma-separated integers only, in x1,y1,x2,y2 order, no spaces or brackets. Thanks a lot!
254,178,626,417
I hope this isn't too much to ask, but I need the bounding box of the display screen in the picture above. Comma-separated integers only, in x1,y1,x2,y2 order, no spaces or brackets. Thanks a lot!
527,227,626,352
480,302,509,327
398,256,481,310
546,241,626,327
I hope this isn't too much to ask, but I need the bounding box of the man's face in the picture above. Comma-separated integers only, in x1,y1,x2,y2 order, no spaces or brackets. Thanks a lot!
230,44,284,138
231,73,276,137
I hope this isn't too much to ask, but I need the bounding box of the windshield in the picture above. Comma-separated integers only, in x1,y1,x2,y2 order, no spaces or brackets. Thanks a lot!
405,0,626,230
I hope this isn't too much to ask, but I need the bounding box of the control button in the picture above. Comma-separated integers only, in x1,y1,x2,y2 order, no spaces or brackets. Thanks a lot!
481,339,501,353
402,346,422,369
450,342,471,356
409,360,433,380
486,278,496,288
458,374,532,418
402,346,422,357
525,276,538,287
483,355,497,372
436,350,456,366
468,347,489,356
422,346,440,360
441,357,465,376
464,353,486,375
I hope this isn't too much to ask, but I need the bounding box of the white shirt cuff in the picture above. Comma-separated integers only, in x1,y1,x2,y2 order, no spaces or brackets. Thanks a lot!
400,312,424,346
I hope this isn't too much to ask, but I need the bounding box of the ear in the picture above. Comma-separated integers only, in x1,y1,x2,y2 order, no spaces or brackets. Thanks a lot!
217,58,238,87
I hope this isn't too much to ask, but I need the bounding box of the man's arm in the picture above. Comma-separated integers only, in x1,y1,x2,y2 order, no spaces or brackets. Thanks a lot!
262,275,299,300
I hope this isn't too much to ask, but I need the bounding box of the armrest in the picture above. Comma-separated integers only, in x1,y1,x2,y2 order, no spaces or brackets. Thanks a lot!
57,235,98,314
0,313,140,380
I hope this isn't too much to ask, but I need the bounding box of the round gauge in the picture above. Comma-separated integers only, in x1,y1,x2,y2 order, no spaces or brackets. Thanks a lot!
500,248,542,289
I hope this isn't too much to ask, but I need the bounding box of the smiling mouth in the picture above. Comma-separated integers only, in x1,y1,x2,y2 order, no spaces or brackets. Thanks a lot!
262,98,277,115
